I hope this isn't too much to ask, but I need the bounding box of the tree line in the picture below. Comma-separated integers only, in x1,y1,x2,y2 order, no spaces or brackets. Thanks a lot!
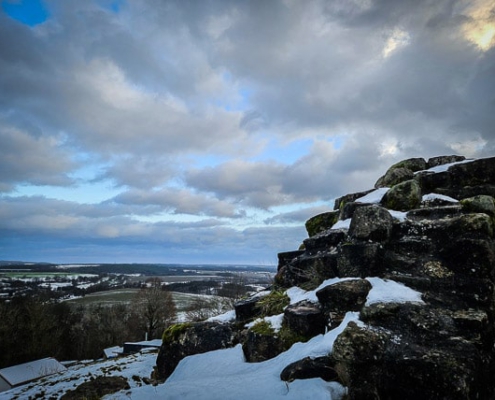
0,278,176,369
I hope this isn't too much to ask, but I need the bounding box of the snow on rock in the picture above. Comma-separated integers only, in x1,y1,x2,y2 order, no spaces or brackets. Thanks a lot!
331,218,351,230
106,312,360,400
387,209,408,222
416,158,475,174
245,313,284,332
422,193,458,203
365,277,424,305
355,187,390,204
206,309,236,323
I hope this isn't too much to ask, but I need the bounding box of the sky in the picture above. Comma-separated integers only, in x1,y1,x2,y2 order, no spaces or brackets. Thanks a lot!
0,0,494,265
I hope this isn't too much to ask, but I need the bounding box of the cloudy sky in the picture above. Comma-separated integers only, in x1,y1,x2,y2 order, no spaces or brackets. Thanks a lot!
1,0,494,265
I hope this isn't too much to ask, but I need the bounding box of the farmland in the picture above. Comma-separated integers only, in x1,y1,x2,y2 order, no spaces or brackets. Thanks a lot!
0,261,275,305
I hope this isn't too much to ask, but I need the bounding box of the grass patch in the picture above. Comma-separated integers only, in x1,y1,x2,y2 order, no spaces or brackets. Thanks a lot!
162,323,192,344
250,320,275,336
256,290,289,317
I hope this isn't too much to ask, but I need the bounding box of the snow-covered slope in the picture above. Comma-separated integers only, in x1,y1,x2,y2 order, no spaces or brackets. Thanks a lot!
1,277,424,400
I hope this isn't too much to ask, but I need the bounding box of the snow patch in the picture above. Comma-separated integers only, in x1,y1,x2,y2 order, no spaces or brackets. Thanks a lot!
422,193,458,203
331,218,351,230
416,158,475,174
355,187,390,204
387,209,408,222
207,309,236,323
365,277,424,305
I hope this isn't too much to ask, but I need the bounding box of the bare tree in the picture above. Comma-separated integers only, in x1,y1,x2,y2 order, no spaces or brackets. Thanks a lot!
130,278,177,340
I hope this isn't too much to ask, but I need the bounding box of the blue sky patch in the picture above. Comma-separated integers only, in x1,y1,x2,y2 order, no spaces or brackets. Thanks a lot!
2,0,49,26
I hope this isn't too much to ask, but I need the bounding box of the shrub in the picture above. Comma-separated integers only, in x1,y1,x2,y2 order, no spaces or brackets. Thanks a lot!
256,290,290,317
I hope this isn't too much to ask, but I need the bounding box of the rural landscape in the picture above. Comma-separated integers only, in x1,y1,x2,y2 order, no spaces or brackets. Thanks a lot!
0,261,275,368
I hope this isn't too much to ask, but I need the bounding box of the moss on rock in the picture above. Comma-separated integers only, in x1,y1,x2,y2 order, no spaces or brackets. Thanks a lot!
162,323,192,344
305,211,340,237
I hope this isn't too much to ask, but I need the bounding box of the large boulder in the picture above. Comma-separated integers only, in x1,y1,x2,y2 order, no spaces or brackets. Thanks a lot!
305,211,340,237
381,179,422,211
334,189,374,211
427,155,465,168
316,279,372,313
155,322,237,380
283,300,326,337
242,328,284,362
374,167,414,188
337,242,384,277
349,205,393,242
460,195,495,217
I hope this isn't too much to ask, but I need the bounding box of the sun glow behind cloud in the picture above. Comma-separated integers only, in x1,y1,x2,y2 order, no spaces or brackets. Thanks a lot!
382,28,410,58
459,0,495,51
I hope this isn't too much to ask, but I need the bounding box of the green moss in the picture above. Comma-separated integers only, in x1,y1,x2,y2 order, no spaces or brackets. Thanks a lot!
278,324,311,349
256,290,290,317
250,320,275,336
162,323,192,343
305,211,339,237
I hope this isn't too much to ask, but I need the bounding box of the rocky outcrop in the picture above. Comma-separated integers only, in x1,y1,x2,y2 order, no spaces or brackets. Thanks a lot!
155,322,238,380
275,155,495,399
156,155,495,399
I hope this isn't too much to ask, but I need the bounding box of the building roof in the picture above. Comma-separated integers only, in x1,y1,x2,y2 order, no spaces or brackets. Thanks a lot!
103,346,123,358
0,358,67,387
125,339,162,347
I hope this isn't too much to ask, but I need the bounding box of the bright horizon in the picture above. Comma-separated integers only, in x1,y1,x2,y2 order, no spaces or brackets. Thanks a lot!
1,0,494,264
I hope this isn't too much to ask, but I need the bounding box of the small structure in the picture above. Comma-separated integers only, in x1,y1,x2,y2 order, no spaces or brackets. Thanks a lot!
123,339,162,354
103,346,123,359
0,357,67,392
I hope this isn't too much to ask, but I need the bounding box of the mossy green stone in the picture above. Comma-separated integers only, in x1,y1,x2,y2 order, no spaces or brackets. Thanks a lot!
381,179,422,211
162,323,192,343
305,211,339,237
460,195,495,217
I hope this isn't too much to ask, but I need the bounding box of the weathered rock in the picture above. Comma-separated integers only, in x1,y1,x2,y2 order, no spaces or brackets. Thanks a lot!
334,189,374,211
156,322,236,380
305,211,340,237
332,322,389,398
374,167,414,188
277,250,304,271
337,242,383,277
303,230,346,253
316,279,371,313
388,157,427,172
280,356,340,382
449,157,495,187
153,155,495,399
234,292,271,322
406,204,462,220
381,179,422,211
349,205,393,242
427,154,465,168
242,329,284,362
61,376,130,400
460,194,495,216
284,300,326,337
280,253,339,288
340,201,369,220
417,157,495,200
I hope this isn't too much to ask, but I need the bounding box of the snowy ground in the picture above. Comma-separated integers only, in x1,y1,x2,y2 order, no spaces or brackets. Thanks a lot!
1,275,424,400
